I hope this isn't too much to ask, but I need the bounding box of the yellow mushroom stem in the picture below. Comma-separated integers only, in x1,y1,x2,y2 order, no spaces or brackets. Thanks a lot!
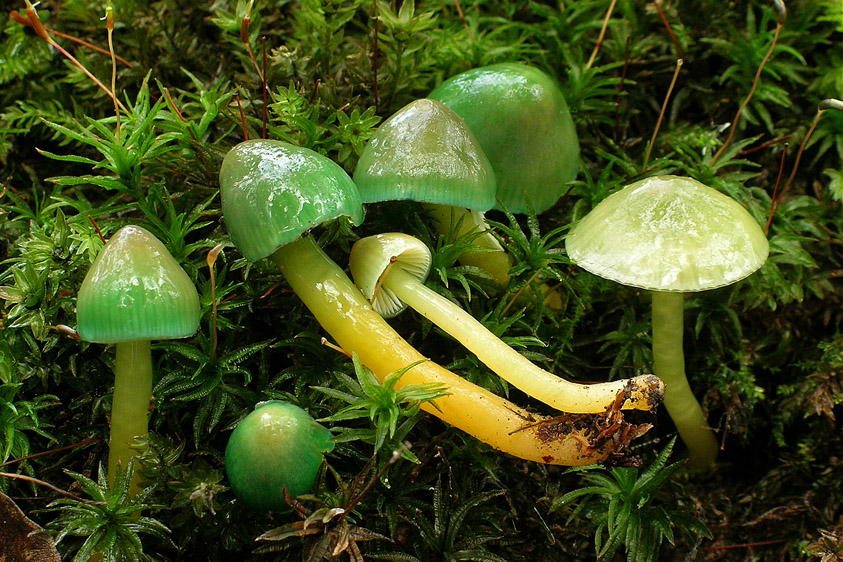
380,265,664,413
272,236,650,466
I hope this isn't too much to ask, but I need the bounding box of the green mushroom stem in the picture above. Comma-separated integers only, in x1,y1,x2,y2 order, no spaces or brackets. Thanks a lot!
652,292,719,469
368,254,662,414
110,340,153,487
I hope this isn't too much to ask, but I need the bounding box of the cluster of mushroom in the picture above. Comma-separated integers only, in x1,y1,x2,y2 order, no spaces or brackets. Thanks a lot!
76,62,767,514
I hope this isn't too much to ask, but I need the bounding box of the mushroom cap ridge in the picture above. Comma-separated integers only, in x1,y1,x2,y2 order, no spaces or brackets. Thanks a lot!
565,176,769,292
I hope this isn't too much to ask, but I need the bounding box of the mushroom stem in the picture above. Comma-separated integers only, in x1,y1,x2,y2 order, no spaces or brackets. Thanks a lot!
109,340,152,493
380,265,663,413
651,291,718,468
271,236,631,466
425,204,512,286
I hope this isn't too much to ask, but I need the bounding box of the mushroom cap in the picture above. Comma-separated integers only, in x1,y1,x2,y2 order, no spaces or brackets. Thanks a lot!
76,225,201,344
352,99,496,210
225,400,334,512
219,139,364,262
429,63,580,214
349,233,432,318
565,176,769,292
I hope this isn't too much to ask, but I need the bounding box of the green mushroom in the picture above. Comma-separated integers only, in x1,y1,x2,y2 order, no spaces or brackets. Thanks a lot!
225,400,334,512
76,225,200,492
429,62,580,215
566,176,769,468
352,98,512,285
427,62,581,286
219,138,656,467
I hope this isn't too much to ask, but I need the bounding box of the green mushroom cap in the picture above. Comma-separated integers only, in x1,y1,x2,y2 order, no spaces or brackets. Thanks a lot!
220,139,364,262
566,176,769,292
76,225,200,344
429,63,580,214
353,99,496,210
225,400,335,512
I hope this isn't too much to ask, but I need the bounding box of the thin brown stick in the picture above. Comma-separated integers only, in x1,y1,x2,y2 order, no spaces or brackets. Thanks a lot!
87,215,106,244
0,472,104,504
643,58,683,171
652,0,684,59
23,1,128,113
105,3,120,140
10,10,132,67
0,437,100,469
261,36,268,140
738,134,792,156
777,100,843,200
206,244,225,362
711,20,784,164
453,0,474,43
372,256,397,305
764,144,787,235
586,0,617,69
235,91,249,140
320,337,352,359
240,3,263,80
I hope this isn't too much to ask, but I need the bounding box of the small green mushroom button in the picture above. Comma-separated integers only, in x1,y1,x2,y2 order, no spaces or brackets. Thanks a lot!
566,175,769,468
225,400,334,512
76,225,200,493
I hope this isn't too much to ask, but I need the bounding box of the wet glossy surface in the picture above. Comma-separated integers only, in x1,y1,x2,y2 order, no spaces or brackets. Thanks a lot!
219,140,363,261
225,400,334,512
566,176,770,291
353,99,496,210
76,225,200,343
429,63,580,214
349,233,432,317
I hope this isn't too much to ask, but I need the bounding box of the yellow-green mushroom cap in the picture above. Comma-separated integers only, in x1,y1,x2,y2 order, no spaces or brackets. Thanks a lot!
220,139,364,262
429,63,579,214
76,225,200,344
349,233,432,318
353,99,496,210
565,176,769,292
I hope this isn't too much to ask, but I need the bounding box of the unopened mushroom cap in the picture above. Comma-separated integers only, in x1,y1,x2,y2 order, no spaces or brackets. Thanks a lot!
220,139,364,262
566,176,769,292
225,400,334,512
349,233,432,318
353,99,496,210
76,225,201,343
429,63,579,214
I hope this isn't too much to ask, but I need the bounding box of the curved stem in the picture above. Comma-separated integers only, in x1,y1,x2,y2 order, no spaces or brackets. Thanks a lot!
272,236,639,466
652,291,718,468
109,340,152,494
382,266,663,413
